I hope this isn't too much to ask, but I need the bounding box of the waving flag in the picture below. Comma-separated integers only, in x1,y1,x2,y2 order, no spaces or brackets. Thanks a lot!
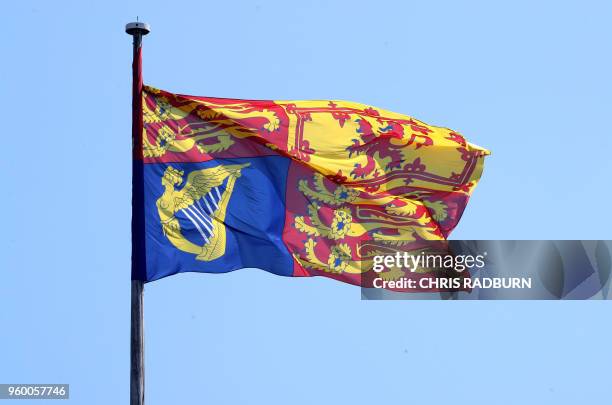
133,86,489,286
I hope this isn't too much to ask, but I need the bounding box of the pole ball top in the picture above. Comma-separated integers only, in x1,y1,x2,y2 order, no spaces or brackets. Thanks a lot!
125,22,151,36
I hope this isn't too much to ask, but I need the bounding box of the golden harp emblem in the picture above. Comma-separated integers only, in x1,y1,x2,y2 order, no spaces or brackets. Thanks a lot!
156,163,250,261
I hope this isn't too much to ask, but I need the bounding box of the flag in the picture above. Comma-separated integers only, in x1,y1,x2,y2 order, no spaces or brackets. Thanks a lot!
133,86,489,286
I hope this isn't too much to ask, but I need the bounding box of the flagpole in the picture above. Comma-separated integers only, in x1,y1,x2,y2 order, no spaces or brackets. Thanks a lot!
126,21,150,405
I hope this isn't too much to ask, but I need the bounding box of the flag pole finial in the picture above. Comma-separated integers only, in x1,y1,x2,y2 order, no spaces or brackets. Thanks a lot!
125,21,150,36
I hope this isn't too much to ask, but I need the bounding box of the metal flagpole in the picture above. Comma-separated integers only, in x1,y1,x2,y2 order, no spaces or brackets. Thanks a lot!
126,20,150,405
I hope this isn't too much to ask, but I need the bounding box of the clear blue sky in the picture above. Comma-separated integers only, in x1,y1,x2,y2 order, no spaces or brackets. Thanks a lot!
2,1,612,404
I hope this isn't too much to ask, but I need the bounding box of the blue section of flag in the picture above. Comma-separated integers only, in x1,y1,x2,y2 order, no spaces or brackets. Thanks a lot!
142,156,294,282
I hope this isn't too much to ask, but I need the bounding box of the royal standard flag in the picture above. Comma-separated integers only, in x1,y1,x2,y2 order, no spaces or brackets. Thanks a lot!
133,86,489,286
